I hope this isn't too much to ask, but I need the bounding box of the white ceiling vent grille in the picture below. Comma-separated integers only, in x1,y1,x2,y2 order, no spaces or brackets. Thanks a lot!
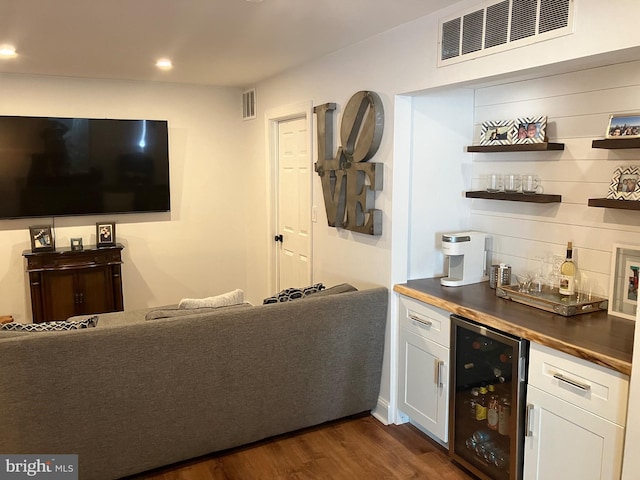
242,88,256,120
438,0,573,67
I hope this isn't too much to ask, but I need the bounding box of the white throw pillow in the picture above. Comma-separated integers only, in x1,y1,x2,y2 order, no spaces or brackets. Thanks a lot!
178,289,244,309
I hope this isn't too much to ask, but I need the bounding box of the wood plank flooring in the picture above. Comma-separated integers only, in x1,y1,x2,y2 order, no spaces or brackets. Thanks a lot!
127,414,474,480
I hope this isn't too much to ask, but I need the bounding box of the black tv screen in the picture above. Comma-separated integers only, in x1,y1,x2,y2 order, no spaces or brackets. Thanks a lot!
0,116,170,219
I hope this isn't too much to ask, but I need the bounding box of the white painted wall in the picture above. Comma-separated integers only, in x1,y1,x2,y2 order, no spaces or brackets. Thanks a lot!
0,74,247,321
250,0,640,424
468,60,640,292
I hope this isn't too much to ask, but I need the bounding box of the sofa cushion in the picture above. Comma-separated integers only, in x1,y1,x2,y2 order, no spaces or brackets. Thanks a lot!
263,283,325,304
145,303,253,320
305,283,358,297
0,315,99,332
178,289,244,309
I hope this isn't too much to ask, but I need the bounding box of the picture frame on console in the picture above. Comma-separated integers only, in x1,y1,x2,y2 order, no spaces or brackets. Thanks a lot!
608,243,640,321
29,225,55,253
70,238,83,251
96,222,116,247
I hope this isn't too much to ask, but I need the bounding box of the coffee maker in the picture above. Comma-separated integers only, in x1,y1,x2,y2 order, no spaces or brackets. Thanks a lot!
440,231,490,287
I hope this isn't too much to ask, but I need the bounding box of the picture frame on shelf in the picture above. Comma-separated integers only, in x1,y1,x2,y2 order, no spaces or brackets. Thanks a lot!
608,244,640,320
70,237,83,251
29,225,55,253
606,166,640,200
605,113,640,139
512,115,547,144
96,222,116,247
480,120,514,146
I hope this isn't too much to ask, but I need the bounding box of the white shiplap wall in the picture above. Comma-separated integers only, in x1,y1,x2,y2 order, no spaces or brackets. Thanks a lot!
469,60,640,297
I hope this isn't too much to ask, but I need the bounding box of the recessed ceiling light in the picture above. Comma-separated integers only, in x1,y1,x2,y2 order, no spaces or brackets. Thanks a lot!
155,58,173,70
0,45,17,57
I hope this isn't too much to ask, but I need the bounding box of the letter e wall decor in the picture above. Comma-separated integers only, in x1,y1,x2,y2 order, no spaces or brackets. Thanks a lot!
313,91,384,235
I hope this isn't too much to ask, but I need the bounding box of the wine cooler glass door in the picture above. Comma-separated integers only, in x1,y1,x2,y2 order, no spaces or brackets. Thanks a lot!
450,315,528,480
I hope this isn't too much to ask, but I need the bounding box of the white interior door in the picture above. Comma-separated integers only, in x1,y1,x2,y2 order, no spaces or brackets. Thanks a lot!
276,116,311,290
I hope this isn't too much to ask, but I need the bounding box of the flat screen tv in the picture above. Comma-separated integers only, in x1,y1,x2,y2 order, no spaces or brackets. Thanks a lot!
0,116,170,219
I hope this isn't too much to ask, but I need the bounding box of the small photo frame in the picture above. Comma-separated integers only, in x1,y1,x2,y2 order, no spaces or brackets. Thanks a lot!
605,113,640,139
29,225,55,253
96,222,116,246
608,244,640,320
606,166,640,201
70,237,84,251
512,116,547,144
480,120,514,146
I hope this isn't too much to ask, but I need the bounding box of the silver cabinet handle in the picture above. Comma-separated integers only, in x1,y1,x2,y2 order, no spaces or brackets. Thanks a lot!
553,373,591,391
525,403,534,437
409,314,432,327
434,359,444,387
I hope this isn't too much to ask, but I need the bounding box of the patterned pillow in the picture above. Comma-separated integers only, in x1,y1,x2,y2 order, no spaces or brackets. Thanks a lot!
263,283,325,304
0,316,99,332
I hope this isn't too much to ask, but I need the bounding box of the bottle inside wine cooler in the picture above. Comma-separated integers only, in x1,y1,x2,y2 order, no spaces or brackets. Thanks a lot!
472,336,496,351
487,388,500,430
475,385,488,421
469,387,479,419
498,395,511,436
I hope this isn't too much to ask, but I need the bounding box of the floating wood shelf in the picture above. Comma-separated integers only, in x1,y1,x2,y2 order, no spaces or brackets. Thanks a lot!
592,138,640,149
465,191,562,203
466,142,565,153
588,198,640,210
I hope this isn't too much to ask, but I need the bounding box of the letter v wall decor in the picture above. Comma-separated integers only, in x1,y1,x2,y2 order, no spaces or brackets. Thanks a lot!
313,91,384,235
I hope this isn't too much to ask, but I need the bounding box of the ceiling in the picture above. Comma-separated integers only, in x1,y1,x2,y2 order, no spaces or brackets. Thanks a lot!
0,0,455,88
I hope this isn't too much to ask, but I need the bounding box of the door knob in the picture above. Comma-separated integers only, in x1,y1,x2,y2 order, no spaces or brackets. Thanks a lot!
274,234,283,243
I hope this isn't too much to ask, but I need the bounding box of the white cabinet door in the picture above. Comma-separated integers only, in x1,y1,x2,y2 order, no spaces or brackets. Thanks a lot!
398,328,449,442
524,385,625,480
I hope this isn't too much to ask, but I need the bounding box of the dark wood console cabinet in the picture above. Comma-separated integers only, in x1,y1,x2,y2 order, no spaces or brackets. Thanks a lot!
23,244,124,323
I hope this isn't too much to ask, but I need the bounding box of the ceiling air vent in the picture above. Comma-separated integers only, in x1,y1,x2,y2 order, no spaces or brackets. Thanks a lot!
242,88,256,120
438,0,574,67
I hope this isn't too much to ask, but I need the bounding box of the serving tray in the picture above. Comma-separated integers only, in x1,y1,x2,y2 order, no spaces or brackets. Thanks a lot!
496,284,608,317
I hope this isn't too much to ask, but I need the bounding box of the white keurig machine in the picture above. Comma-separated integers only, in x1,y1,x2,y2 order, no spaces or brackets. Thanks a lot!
440,231,491,287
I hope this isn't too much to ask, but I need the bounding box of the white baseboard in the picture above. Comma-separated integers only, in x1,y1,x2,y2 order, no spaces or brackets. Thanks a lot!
371,397,390,425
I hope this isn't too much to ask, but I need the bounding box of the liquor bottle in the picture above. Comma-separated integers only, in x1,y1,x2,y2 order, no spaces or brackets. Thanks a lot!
469,388,480,419
475,385,488,421
487,389,499,430
559,241,576,296
498,395,511,436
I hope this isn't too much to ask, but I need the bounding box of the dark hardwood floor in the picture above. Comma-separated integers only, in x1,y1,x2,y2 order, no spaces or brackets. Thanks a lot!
127,414,474,480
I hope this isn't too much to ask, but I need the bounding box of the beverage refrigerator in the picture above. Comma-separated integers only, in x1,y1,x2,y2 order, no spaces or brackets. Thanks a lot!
449,315,529,480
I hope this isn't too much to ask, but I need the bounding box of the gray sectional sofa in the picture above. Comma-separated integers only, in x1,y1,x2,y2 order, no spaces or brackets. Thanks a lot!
0,286,388,479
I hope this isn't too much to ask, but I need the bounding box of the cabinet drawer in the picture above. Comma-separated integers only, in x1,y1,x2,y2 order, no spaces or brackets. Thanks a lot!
399,295,450,347
528,342,629,425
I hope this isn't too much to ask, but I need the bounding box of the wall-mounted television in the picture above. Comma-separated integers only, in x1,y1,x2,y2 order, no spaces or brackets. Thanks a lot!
0,116,170,219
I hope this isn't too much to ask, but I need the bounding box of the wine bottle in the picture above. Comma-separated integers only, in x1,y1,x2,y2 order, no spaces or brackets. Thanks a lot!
559,241,576,296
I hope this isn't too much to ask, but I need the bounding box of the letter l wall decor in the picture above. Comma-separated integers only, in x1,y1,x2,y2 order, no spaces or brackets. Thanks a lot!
313,91,384,235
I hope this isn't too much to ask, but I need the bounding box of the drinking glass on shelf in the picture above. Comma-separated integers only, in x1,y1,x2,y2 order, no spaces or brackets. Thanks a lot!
522,174,543,194
486,174,503,192
504,174,521,193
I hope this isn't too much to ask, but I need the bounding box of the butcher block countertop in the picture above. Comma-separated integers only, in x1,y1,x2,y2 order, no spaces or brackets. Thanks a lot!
394,278,634,376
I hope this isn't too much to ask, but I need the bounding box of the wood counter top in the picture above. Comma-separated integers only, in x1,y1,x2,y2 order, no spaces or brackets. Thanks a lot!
394,278,634,376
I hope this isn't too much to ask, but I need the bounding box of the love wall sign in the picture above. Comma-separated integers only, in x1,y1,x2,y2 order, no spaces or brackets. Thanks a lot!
314,91,384,236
